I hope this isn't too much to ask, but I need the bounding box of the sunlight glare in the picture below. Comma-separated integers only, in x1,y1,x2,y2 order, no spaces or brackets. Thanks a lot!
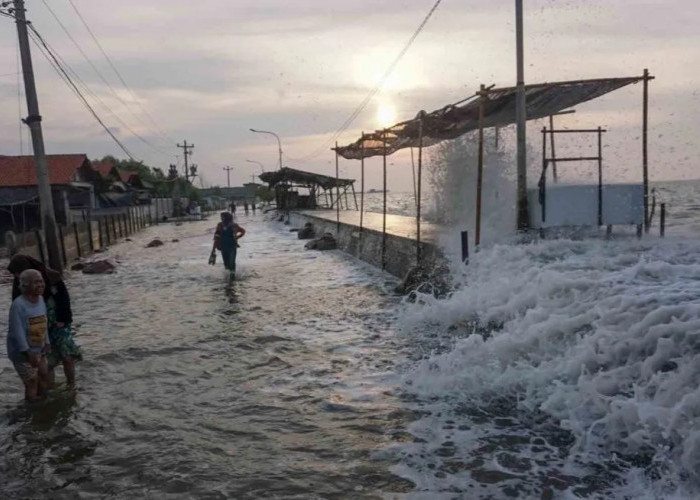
377,102,397,128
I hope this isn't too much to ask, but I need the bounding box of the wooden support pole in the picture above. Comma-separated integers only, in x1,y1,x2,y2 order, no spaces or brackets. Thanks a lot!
360,133,365,233
335,142,340,232
660,203,666,237
58,224,67,266
87,217,94,252
549,114,558,182
73,222,81,258
643,68,650,233
382,131,387,271
351,184,358,211
461,230,469,264
597,126,603,226
476,85,485,248
416,113,424,264
541,126,547,224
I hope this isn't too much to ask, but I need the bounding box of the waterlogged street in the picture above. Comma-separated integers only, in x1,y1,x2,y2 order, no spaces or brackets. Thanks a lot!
0,214,415,499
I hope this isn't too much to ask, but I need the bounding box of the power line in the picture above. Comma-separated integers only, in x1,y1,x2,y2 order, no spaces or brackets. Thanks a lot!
27,24,138,159
40,0,172,156
285,0,443,162
66,0,176,145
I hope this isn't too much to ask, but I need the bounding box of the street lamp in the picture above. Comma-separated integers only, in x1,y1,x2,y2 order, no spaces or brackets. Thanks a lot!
246,159,265,173
249,128,282,171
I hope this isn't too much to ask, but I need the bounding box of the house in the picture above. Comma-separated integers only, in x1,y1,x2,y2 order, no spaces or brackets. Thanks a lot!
92,161,155,207
0,154,98,234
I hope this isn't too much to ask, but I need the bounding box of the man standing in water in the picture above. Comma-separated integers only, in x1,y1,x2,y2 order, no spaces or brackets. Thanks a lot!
6,269,50,401
212,212,245,281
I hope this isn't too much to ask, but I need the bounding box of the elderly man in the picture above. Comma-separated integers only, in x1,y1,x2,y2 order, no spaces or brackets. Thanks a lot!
6,269,50,401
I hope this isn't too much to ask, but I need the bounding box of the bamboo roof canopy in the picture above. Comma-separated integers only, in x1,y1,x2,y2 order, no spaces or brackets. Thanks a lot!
259,167,355,190
335,76,647,160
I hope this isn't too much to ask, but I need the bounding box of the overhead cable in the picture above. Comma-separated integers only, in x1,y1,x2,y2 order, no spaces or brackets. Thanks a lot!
66,0,176,145
285,0,443,162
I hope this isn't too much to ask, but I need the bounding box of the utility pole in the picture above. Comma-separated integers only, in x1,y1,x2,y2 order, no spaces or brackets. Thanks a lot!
223,165,233,187
13,0,62,270
177,140,194,183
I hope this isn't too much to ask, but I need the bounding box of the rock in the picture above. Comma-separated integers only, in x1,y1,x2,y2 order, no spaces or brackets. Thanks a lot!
290,228,300,232
82,259,116,274
146,239,164,248
126,238,133,242
305,232,337,251
297,222,315,240
396,262,452,298
171,239,180,242
71,262,86,271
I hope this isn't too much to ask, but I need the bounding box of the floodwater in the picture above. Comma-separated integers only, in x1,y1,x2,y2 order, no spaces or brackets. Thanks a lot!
0,213,414,499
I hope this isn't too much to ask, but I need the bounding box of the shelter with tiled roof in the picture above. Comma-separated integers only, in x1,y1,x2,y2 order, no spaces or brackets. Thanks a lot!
0,154,97,234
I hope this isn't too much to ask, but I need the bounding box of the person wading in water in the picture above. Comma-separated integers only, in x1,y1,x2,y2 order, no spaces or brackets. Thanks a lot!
6,269,51,401
210,212,245,282
7,255,82,386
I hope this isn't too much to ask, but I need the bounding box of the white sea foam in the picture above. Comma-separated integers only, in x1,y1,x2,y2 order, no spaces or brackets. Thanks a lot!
395,235,700,498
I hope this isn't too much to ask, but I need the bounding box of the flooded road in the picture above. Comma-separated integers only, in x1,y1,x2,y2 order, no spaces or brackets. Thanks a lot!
0,213,414,499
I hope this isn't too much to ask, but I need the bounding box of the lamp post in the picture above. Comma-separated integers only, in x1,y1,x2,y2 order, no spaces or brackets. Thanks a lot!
246,159,265,174
249,128,282,171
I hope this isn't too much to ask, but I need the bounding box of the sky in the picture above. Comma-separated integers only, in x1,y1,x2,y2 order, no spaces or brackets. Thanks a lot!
0,0,698,190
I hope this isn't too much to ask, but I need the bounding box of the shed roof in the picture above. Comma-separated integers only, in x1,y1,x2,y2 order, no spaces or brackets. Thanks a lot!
259,167,354,190
335,75,646,160
0,154,92,186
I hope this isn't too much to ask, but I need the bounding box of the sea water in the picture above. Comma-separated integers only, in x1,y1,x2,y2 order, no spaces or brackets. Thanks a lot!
384,179,700,498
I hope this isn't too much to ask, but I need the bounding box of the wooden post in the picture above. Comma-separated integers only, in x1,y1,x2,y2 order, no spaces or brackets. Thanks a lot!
597,126,603,226
416,113,424,264
461,230,469,264
549,115,558,182
87,217,94,252
58,224,67,266
382,130,387,271
541,127,547,224
360,133,365,233
643,68,650,233
111,215,117,241
335,142,340,232
660,203,666,237
73,222,82,258
351,184,359,210
476,86,485,248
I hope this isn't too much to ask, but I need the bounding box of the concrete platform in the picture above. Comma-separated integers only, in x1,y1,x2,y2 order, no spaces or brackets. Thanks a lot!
289,209,443,279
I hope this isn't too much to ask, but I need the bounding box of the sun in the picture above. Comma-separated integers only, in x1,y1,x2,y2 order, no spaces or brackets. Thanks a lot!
377,101,397,128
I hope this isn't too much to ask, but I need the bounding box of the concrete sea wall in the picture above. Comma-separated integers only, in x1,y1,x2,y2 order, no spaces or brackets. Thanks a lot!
288,211,441,279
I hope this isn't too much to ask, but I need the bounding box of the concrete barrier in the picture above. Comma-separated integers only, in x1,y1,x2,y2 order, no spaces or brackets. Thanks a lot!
288,211,440,279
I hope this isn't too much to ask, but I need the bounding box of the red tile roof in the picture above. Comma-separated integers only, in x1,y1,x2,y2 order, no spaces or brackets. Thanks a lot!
0,154,90,187
92,161,117,177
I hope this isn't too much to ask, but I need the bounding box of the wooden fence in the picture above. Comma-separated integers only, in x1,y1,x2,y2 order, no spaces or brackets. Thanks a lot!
5,205,156,268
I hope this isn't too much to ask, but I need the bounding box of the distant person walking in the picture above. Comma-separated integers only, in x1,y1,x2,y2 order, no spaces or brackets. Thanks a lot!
211,212,245,281
6,269,50,401
230,201,236,214
252,202,256,214
243,201,249,215
7,255,82,386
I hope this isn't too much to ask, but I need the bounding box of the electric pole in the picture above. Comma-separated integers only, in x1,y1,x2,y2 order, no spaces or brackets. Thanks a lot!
223,165,233,187
13,0,62,270
177,140,194,183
